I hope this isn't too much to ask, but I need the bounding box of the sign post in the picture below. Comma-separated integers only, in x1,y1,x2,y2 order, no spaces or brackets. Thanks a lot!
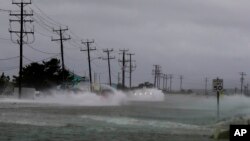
213,77,223,120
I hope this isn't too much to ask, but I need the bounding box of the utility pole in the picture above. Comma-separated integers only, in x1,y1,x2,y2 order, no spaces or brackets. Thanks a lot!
81,40,96,91
205,77,208,95
158,72,161,89
9,0,34,98
180,75,183,91
169,74,173,92
162,74,168,91
240,72,246,94
165,74,168,91
153,65,157,88
127,53,136,89
152,65,161,88
119,49,129,89
103,49,115,86
52,27,71,83
162,74,165,90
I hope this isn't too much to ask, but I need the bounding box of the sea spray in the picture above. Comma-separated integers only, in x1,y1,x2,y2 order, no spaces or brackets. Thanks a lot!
35,89,128,106
0,88,166,106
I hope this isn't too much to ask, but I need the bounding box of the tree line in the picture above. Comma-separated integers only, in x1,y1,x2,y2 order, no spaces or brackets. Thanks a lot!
0,58,73,94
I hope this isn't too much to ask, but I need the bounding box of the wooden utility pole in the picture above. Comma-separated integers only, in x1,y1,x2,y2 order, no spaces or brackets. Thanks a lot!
81,40,96,91
180,75,183,91
119,49,129,89
127,53,136,88
165,74,168,91
153,65,161,88
169,74,173,92
103,49,115,86
10,0,34,98
240,72,246,94
52,27,71,82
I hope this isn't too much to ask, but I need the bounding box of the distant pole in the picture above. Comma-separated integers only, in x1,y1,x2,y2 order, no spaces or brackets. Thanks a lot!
180,75,183,91
158,73,161,89
153,65,158,87
157,66,161,89
81,40,96,91
127,53,135,89
162,74,165,90
240,72,246,94
103,49,115,86
152,65,161,89
169,74,173,92
165,74,168,91
119,49,129,89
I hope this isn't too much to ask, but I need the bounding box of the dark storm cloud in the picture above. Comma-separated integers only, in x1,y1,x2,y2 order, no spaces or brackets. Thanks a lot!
1,0,250,89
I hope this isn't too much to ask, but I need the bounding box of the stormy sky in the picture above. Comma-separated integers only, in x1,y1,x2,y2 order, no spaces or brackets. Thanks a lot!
1,0,250,90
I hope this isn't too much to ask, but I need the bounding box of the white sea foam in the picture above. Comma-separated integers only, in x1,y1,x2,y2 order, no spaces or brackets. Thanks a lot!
0,88,166,106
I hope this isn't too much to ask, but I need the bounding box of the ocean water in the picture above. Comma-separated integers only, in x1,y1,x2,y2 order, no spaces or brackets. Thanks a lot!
0,89,249,141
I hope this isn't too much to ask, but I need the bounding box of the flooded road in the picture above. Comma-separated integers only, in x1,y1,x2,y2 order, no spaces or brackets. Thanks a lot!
1,92,248,141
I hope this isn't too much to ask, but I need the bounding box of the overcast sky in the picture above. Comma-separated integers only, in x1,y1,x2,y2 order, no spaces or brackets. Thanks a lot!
1,0,250,89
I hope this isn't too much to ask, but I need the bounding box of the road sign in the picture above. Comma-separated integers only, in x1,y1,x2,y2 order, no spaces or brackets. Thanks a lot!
213,78,223,92
213,77,223,120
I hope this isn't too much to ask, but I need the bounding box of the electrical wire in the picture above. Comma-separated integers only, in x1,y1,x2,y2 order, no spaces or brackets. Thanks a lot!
30,2,84,46
32,1,66,27
0,9,11,13
0,56,19,61
26,44,59,55
0,37,11,41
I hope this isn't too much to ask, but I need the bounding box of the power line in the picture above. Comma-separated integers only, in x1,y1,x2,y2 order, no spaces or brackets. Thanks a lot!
31,2,83,42
30,3,83,50
0,56,19,61
0,37,11,41
0,9,11,13
32,1,66,27
0,66,19,72
0,55,59,72
26,44,59,55
32,17,54,33
23,54,59,63
23,56,33,62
